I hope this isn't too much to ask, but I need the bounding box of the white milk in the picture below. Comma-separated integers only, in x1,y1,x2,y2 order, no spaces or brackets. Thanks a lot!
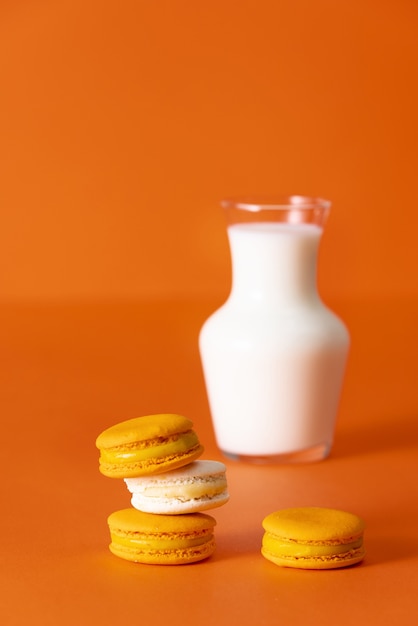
199,222,349,461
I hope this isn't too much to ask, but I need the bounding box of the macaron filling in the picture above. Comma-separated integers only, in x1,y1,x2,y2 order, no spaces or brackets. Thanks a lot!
109,528,214,551
126,477,227,500
262,534,364,559
100,431,200,463
109,539,216,562
137,485,226,501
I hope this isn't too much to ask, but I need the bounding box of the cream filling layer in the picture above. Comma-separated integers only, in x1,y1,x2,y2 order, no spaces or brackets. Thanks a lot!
100,432,199,465
130,479,227,500
110,529,213,551
262,534,363,558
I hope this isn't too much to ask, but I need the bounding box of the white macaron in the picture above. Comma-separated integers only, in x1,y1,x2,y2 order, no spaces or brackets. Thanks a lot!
124,460,229,514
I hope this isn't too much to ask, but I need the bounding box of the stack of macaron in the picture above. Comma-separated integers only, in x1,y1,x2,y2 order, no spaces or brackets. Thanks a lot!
95,413,229,565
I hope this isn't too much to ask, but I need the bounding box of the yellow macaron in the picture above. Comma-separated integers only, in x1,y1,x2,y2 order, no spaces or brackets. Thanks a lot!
107,508,216,564
261,506,365,570
96,413,203,478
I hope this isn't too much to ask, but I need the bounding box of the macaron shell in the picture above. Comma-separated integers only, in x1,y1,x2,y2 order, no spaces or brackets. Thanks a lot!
108,507,216,531
262,507,365,542
96,414,195,448
125,459,227,483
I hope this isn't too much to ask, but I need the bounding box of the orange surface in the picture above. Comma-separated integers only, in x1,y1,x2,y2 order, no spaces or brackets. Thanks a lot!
1,1,418,624
1,298,418,625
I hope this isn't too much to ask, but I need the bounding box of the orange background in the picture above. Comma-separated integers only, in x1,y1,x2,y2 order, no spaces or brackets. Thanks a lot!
1,2,418,625
1,0,418,302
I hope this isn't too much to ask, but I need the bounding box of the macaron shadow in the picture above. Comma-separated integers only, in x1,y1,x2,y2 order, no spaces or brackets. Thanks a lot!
362,534,418,566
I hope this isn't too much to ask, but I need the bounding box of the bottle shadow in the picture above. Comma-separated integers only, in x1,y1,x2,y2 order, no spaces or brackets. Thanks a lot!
332,412,418,459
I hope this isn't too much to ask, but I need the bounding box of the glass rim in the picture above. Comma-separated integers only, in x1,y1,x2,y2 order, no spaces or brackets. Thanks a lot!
220,195,331,212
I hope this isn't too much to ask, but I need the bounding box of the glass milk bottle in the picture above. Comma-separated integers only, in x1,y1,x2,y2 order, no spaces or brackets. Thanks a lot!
199,196,349,463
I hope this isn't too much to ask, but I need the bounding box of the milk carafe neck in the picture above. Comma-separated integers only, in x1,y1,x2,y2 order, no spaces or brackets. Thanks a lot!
227,222,322,307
